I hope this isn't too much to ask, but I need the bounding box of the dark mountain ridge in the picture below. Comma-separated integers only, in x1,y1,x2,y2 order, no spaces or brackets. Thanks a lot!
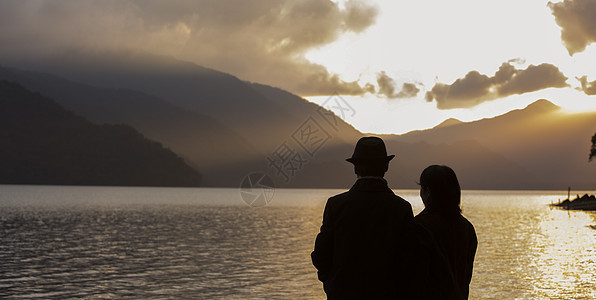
0,66,262,186
393,99,596,189
7,50,305,153
0,81,201,186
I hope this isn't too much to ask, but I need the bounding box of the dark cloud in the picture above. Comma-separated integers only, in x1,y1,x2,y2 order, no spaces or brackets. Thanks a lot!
0,0,379,96
376,71,420,99
343,0,378,32
398,83,420,98
497,63,569,95
549,0,596,55
425,71,493,109
577,76,596,95
425,62,569,109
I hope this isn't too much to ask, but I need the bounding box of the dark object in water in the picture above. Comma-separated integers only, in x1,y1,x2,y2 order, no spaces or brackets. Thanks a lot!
551,194,596,211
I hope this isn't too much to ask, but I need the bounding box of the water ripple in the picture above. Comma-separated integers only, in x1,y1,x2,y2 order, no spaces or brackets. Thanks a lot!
1,188,595,299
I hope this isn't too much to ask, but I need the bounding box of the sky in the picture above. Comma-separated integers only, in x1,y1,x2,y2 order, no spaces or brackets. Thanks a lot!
1,0,596,134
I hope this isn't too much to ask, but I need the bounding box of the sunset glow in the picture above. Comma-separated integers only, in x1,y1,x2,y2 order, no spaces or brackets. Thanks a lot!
1,0,595,134
304,0,596,133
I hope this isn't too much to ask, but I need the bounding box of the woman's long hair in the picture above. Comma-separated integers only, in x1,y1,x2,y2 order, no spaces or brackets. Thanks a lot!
419,165,462,215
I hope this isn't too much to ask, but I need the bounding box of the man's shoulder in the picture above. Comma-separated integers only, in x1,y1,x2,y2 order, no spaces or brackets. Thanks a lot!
328,189,411,207
326,190,351,205
382,192,412,209
393,194,412,207
414,209,431,220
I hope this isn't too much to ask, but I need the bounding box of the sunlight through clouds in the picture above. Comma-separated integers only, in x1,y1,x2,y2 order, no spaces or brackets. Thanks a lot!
304,0,596,133
1,0,596,133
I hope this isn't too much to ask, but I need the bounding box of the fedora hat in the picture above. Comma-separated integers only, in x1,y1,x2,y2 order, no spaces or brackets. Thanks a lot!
346,136,395,164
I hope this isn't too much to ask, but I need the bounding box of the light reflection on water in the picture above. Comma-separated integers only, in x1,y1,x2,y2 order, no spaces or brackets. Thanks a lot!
0,186,595,299
531,208,596,299
460,191,596,300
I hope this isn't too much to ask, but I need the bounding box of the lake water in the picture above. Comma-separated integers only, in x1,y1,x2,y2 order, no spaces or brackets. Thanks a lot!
1,185,595,299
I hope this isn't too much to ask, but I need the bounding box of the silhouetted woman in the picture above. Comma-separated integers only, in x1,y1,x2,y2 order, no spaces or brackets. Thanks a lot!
415,165,477,299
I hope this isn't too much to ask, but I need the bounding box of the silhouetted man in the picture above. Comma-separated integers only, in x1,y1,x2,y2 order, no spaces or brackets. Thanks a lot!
311,136,419,299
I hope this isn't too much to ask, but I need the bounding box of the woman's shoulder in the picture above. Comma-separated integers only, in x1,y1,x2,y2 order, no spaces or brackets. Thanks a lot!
416,211,474,229
414,210,442,230
414,209,432,222
457,214,475,228
457,214,477,240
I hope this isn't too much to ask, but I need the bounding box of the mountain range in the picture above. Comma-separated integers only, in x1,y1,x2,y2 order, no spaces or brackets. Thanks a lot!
0,81,201,187
2,50,595,190
391,99,596,189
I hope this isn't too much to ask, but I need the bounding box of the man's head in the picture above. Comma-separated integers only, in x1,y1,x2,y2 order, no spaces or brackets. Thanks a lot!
346,137,394,177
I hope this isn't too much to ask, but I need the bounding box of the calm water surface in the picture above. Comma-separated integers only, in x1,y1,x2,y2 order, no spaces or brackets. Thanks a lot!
0,185,595,299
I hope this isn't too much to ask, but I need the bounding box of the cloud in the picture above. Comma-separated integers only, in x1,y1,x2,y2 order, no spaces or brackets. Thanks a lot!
343,0,378,32
424,71,494,109
0,0,379,96
577,76,596,95
376,71,420,99
549,0,596,55
425,62,569,109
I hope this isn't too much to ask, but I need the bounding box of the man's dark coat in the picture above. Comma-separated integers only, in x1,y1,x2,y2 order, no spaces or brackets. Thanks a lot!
311,177,418,299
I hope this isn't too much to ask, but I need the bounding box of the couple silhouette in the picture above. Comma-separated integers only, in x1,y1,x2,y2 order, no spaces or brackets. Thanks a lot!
312,137,477,299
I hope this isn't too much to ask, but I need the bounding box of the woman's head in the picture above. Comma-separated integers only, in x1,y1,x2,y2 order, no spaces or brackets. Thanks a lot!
419,165,461,214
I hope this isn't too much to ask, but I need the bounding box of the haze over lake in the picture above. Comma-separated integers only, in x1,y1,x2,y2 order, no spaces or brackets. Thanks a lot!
1,185,595,299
